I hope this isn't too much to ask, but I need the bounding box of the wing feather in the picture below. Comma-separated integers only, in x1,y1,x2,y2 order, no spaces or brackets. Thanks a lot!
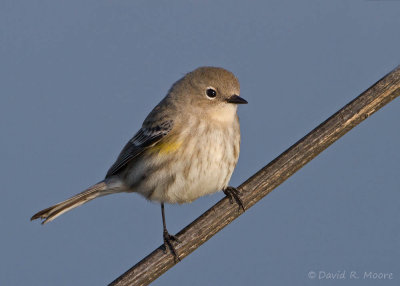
105,120,173,178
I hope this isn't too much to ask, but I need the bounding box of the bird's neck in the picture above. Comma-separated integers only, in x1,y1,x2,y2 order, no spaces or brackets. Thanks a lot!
207,104,238,124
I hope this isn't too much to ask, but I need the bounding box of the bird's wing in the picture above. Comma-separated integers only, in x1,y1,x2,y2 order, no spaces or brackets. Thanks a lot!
105,119,173,178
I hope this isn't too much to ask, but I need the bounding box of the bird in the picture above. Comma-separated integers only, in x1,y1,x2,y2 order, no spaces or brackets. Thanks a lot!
31,66,248,259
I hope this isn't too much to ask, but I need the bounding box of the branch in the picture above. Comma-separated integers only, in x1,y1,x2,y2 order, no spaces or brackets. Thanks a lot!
109,65,400,286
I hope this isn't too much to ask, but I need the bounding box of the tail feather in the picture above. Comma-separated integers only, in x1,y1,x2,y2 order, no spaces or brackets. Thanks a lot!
31,181,117,224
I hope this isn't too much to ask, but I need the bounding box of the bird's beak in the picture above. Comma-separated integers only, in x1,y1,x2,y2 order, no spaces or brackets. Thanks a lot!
226,94,248,104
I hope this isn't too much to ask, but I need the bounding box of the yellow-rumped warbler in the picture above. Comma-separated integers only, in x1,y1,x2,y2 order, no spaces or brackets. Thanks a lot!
31,66,247,257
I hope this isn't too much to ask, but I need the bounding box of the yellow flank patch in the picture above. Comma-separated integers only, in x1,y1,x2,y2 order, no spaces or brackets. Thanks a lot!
149,140,182,155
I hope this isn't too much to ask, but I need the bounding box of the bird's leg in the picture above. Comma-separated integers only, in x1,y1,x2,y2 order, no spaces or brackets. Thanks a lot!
161,203,181,261
223,186,245,212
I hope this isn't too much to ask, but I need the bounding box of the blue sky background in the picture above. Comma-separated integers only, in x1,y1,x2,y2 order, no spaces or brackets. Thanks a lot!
1,1,399,285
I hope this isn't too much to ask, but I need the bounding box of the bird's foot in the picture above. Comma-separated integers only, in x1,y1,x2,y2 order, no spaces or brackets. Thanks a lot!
223,186,245,212
163,230,181,262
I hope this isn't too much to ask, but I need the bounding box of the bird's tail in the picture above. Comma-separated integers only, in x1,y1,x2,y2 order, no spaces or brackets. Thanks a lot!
31,180,124,224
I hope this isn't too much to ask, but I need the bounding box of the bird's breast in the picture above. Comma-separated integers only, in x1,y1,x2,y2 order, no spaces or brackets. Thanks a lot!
162,118,240,203
127,117,241,204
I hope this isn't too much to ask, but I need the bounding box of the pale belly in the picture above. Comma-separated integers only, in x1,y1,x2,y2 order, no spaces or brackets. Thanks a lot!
163,135,236,203
124,122,240,204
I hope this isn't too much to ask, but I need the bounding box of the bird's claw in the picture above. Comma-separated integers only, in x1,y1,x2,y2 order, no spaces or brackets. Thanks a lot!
163,230,181,261
223,186,245,212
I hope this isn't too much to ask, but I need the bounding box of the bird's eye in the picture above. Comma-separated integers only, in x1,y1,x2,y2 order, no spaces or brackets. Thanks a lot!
206,88,217,98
